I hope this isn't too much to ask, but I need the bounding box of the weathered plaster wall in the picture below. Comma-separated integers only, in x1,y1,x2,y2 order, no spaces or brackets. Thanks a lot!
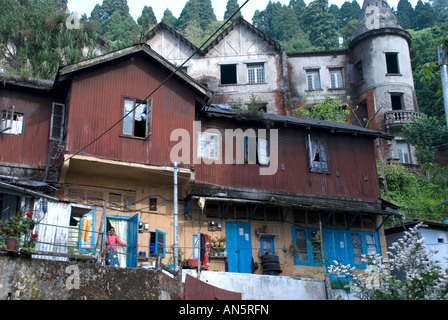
0,255,182,300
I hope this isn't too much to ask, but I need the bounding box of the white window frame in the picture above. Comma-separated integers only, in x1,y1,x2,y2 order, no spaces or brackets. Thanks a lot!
307,134,328,173
306,70,321,90
396,140,411,164
122,97,152,139
50,103,66,141
1,106,24,135
329,68,343,89
247,63,265,84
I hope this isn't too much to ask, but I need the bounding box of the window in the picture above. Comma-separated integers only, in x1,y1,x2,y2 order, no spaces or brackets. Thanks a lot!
397,141,411,164
386,52,400,74
292,228,322,264
329,68,343,89
307,135,329,173
247,63,265,83
220,64,237,85
149,198,157,211
355,60,364,83
244,136,269,165
352,233,378,266
150,229,165,258
122,98,152,138
294,229,308,262
1,105,23,135
260,237,275,254
197,132,220,160
50,103,65,140
306,70,321,90
391,93,403,110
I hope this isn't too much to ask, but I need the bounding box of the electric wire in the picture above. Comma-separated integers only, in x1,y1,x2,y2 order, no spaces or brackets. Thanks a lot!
61,0,250,167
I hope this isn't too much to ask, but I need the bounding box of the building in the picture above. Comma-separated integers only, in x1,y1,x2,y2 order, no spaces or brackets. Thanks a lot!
145,0,421,166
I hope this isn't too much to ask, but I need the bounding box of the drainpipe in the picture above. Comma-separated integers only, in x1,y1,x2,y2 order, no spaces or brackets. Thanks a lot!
437,45,448,137
173,162,179,272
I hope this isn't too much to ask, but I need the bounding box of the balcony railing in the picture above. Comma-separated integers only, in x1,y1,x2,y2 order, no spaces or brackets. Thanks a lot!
385,110,420,126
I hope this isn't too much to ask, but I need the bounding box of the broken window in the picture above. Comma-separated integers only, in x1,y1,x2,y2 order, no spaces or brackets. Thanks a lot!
149,198,157,211
307,135,329,173
397,140,411,164
247,63,265,83
1,106,23,135
50,103,66,141
391,93,403,110
295,229,308,262
123,98,152,138
197,132,220,160
244,136,269,165
386,52,400,74
329,68,343,89
220,64,237,85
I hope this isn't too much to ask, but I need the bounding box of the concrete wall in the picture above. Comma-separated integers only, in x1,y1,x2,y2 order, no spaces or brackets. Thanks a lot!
183,269,327,300
0,255,182,300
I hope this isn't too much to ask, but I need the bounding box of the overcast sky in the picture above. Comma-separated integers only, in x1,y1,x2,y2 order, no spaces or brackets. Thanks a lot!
66,0,420,22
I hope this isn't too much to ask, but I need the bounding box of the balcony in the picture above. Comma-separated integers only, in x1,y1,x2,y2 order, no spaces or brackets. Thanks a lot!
384,110,420,127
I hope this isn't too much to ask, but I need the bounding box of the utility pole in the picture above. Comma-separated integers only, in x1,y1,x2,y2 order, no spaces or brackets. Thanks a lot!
437,45,448,136
173,162,179,272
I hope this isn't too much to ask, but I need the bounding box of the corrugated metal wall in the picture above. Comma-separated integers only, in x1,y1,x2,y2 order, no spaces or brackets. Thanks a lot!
195,116,381,202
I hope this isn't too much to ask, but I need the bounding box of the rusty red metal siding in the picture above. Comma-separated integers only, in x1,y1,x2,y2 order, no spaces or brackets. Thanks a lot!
194,116,381,202
65,53,196,167
0,85,63,167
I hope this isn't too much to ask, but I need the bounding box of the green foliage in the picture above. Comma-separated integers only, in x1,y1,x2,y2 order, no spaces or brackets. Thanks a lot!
377,163,448,222
161,9,177,28
402,114,448,163
224,0,242,21
293,94,350,123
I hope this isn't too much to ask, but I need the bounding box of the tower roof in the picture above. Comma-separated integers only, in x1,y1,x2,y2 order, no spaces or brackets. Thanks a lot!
350,0,410,47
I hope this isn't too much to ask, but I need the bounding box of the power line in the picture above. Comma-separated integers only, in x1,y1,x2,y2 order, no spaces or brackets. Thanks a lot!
62,0,250,166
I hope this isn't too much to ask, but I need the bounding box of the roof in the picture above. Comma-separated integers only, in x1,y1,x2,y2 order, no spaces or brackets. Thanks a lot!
57,43,213,104
202,104,393,139
385,220,448,234
0,73,54,91
143,17,282,56
350,0,411,48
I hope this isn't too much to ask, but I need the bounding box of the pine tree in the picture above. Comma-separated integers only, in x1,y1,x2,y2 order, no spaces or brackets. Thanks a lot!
138,5,157,36
413,0,435,30
224,0,242,21
176,0,216,31
303,0,338,49
161,9,177,28
396,0,414,29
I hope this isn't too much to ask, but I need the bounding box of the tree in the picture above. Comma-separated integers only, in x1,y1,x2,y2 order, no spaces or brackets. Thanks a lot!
176,0,217,32
402,114,448,164
329,223,448,300
224,0,242,21
413,0,435,30
0,0,99,79
293,95,350,123
161,9,177,28
302,0,339,49
137,5,157,36
396,0,414,30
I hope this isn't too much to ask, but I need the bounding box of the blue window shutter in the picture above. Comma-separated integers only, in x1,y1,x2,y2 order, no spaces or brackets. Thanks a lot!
155,229,166,258
244,136,248,162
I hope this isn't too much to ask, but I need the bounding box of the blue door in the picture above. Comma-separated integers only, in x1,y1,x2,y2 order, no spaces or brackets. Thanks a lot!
323,229,352,280
226,222,252,273
126,213,139,268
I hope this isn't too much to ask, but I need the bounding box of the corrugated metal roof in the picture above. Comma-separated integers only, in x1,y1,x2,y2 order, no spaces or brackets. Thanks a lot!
203,104,392,139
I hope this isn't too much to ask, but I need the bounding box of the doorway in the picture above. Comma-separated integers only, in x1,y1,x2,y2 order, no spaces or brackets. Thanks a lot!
105,213,139,268
226,222,252,273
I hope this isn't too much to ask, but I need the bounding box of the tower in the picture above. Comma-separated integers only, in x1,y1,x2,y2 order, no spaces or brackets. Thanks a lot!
349,0,420,165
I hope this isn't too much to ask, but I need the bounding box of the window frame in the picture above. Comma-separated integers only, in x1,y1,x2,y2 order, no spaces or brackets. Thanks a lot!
329,68,344,89
121,97,153,139
260,237,275,254
307,134,329,173
385,52,400,75
246,63,265,84
244,136,270,165
220,63,238,85
306,69,321,91
49,103,66,141
1,111,24,136
197,132,220,160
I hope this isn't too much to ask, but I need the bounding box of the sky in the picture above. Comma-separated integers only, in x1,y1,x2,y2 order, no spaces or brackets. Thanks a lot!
66,0,421,22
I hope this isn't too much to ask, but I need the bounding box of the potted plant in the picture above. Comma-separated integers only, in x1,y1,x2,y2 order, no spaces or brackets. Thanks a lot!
1,211,39,252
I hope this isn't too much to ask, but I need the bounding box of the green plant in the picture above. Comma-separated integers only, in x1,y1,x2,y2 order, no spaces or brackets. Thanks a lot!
1,211,40,250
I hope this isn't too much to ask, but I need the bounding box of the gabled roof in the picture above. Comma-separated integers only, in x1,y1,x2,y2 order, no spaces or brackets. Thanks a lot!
142,22,200,53
201,17,282,54
143,17,282,56
57,43,213,104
